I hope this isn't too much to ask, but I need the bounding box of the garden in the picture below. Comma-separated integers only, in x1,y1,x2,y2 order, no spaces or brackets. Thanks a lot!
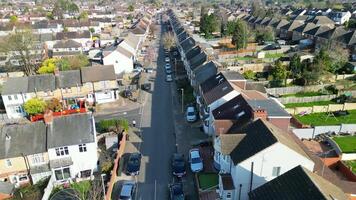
284,100,335,108
295,110,356,126
197,173,218,190
50,181,92,200
332,136,356,154
11,177,49,200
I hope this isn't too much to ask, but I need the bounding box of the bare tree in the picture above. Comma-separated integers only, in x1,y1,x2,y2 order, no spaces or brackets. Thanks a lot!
162,32,176,50
0,28,40,75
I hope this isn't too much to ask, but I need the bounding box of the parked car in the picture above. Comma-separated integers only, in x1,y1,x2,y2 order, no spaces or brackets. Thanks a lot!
166,68,172,74
169,182,185,200
172,153,186,177
141,83,151,91
186,106,197,122
126,153,141,176
165,57,170,62
166,74,173,82
165,63,171,70
189,149,203,173
119,181,136,200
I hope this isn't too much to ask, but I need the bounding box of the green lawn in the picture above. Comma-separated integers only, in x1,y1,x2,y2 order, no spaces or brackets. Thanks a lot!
332,136,356,153
265,53,285,59
284,101,335,108
198,173,218,190
281,91,324,98
344,160,356,173
235,56,255,61
295,110,356,126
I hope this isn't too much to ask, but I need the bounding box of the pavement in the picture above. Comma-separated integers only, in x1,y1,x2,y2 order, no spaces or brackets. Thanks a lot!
109,20,209,200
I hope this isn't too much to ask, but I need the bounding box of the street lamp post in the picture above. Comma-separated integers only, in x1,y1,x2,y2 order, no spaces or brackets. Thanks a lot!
101,174,106,200
180,88,184,113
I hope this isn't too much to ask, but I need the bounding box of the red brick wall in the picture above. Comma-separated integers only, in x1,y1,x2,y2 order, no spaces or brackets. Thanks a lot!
336,161,356,182
0,193,11,200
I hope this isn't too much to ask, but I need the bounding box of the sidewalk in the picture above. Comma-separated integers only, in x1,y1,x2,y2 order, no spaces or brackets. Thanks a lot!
95,98,141,116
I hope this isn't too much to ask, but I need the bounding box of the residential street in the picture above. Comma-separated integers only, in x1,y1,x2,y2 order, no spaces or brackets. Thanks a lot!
134,22,176,200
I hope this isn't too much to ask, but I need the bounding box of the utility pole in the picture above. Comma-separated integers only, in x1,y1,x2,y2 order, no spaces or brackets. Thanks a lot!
180,88,184,113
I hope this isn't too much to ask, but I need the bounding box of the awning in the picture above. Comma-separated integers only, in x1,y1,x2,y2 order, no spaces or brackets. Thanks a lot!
50,157,73,169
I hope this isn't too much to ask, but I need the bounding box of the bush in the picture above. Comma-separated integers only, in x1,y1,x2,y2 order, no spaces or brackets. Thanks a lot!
24,98,47,115
46,98,62,112
96,118,129,133
101,161,114,174
243,70,256,80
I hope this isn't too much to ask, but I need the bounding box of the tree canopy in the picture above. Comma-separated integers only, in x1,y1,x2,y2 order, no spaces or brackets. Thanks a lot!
231,20,248,50
24,98,47,115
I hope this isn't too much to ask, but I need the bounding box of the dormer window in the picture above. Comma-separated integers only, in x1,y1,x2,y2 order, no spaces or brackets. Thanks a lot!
237,111,245,118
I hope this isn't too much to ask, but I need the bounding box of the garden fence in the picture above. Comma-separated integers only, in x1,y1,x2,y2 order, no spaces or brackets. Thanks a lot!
292,124,356,140
41,175,55,200
285,103,356,115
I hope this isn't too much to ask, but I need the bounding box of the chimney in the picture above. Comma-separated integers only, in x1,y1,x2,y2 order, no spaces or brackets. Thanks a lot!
253,108,268,120
44,109,54,125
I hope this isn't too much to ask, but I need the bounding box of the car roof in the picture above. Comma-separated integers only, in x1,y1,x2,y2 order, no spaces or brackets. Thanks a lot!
130,153,140,158
190,149,200,158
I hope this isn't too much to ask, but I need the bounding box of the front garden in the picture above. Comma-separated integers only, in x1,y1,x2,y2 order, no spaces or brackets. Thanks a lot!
197,173,218,190
344,160,356,174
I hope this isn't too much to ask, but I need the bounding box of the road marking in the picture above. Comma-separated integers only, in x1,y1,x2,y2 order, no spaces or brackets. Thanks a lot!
154,180,157,200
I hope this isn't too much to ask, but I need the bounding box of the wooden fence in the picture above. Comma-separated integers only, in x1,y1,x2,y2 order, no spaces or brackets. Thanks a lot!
286,103,356,115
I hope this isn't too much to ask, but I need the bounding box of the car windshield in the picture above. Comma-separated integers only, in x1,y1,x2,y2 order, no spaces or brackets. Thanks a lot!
172,185,183,195
187,111,195,116
191,157,201,163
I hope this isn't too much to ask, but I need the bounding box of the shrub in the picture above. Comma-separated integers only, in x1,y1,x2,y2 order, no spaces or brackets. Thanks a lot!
101,161,113,174
96,118,129,133
24,98,47,115
46,98,62,112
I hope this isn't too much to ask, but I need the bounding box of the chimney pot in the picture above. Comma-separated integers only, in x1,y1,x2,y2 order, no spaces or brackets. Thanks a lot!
253,108,267,120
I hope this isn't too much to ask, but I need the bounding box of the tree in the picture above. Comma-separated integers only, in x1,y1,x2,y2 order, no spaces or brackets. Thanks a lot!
162,32,176,50
9,15,18,24
243,70,256,80
302,62,323,85
66,54,89,70
46,98,62,112
255,27,274,43
271,61,288,87
0,29,38,75
226,21,236,36
128,4,134,12
38,58,58,74
231,20,248,50
52,0,79,19
289,54,302,79
328,45,349,74
78,11,88,20
24,98,47,115
200,13,219,39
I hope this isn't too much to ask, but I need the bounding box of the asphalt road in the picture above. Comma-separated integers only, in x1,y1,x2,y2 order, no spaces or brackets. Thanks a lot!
133,23,177,200
94,108,142,128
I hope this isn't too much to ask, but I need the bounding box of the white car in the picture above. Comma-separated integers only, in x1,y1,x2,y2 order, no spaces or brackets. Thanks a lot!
189,149,203,173
166,74,173,82
186,106,197,122
165,57,170,62
165,63,171,70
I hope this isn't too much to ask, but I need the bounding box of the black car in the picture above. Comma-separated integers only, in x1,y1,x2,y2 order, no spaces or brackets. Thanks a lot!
169,182,185,200
172,153,186,177
126,153,141,176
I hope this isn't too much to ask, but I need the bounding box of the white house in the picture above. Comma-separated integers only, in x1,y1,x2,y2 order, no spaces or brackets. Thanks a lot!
197,73,240,135
47,113,98,184
329,11,351,25
52,40,83,58
102,42,134,75
215,119,314,200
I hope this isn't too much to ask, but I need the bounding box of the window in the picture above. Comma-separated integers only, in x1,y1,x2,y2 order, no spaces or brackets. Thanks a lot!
55,147,69,156
80,169,91,178
226,192,232,199
5,159,12,167
54,167,71,180
272,167,281,176
32,154,45,165
8,96,12,101
79,144,87,152
14,95,18,100
23,94,27,99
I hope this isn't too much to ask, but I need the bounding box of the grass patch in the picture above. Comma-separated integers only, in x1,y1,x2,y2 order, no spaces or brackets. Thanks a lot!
284,101,335,108
198,173,218,190
332,136,356,153
295,110,356,126
281,91,324,98
235,56,255,61
344,160,356,174
265,53,284,59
